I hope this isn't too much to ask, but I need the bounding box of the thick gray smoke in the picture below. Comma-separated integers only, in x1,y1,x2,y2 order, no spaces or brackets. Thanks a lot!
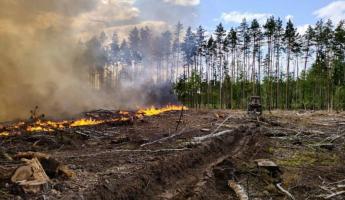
0,0,197,121
0,0,121,121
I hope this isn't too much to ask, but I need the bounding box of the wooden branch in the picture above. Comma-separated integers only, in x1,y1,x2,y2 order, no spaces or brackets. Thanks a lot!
276,183,296,200
329,132,345,143
305,130,326,135
325,191,345,199
214,123,237,129
175,106,184,131
74,130,96,139
192,130,233,143
140,128,186,147
0,148,13,161
228,180,249,200
273,127,299,134
311,122,333,127
211,114,233,134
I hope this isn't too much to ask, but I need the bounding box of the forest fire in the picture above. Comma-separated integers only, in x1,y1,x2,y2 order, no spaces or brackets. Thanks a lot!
26,120,67,132
70,118,104,127
0,105,186,137
137,105,188,116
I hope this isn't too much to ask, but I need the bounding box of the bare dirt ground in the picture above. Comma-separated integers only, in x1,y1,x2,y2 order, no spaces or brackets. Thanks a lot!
1,109,345,200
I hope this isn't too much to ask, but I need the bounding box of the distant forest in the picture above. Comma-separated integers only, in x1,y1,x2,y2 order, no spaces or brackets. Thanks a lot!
81,17,345,111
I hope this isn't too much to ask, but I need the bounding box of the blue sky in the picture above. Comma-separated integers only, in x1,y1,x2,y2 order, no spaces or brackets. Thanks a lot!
132,0,345,34
198,0,334,29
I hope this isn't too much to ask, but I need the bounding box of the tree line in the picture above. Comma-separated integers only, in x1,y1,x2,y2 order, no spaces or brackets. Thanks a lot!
81,17,345,111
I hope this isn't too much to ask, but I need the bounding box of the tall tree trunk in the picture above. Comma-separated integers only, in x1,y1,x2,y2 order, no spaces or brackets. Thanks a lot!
303,43,310,110
286,48,291,109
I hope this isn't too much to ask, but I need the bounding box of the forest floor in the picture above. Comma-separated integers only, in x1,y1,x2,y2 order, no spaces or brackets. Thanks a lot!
1,109,345,200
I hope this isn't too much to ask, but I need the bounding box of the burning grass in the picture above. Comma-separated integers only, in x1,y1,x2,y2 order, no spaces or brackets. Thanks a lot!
137,105,188,116
0,105,187,137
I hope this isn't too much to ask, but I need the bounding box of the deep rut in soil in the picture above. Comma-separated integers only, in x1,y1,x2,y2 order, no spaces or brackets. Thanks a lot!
85,125,258,200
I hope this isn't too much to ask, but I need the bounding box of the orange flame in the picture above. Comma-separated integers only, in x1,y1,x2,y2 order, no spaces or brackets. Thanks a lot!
70,118,104,127
1,105,187,135
0,131,9,137
137,105,187,116
26,120,67,132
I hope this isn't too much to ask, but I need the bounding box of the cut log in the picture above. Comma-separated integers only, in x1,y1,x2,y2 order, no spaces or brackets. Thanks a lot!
11,165,33,182
228,180,249,200
15,151,75,179
11,158,50,193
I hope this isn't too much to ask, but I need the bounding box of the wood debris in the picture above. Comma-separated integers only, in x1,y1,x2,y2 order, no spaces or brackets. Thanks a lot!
228,180,248,200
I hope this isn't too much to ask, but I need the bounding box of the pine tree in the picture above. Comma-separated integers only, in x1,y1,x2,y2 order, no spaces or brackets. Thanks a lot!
238,19,250,107
214,23,226,108
273,18,284,108
173,21,184,82
263,16,276,110
196,25,206,107
250,19,261,96
110,32,120,87
301,25,315,108
129,27,142,67
182,26,197,106
228,28,238,108
161,31,173,81
139,27,153,65
283,19,298,109
333,21,345,86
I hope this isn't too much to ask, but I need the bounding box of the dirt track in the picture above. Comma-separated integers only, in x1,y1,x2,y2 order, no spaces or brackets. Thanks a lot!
1,110,345,200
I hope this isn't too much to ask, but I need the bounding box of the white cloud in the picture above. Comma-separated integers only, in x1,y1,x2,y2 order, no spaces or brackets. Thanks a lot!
297,24,311,35
285,14,294,21
164,0,200,6
314,1,345,23
219,11,272,24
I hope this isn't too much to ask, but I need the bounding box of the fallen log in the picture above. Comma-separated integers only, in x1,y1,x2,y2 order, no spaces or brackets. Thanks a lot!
228,180,249,200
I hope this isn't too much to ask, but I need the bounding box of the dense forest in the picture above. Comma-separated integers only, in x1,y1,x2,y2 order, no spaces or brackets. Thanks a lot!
82,17,345,111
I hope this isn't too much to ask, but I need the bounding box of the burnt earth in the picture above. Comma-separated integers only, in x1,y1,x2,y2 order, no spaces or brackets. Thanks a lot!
1,110,345,200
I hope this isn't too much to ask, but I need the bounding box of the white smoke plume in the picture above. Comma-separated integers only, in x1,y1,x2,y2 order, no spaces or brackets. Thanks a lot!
0,0,197,121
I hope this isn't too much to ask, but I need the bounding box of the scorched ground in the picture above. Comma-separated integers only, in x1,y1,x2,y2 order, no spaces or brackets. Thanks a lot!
1,109,345,200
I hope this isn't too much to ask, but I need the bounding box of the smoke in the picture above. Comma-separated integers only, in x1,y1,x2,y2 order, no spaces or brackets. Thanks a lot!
0,0,197,121
0,0,118,120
